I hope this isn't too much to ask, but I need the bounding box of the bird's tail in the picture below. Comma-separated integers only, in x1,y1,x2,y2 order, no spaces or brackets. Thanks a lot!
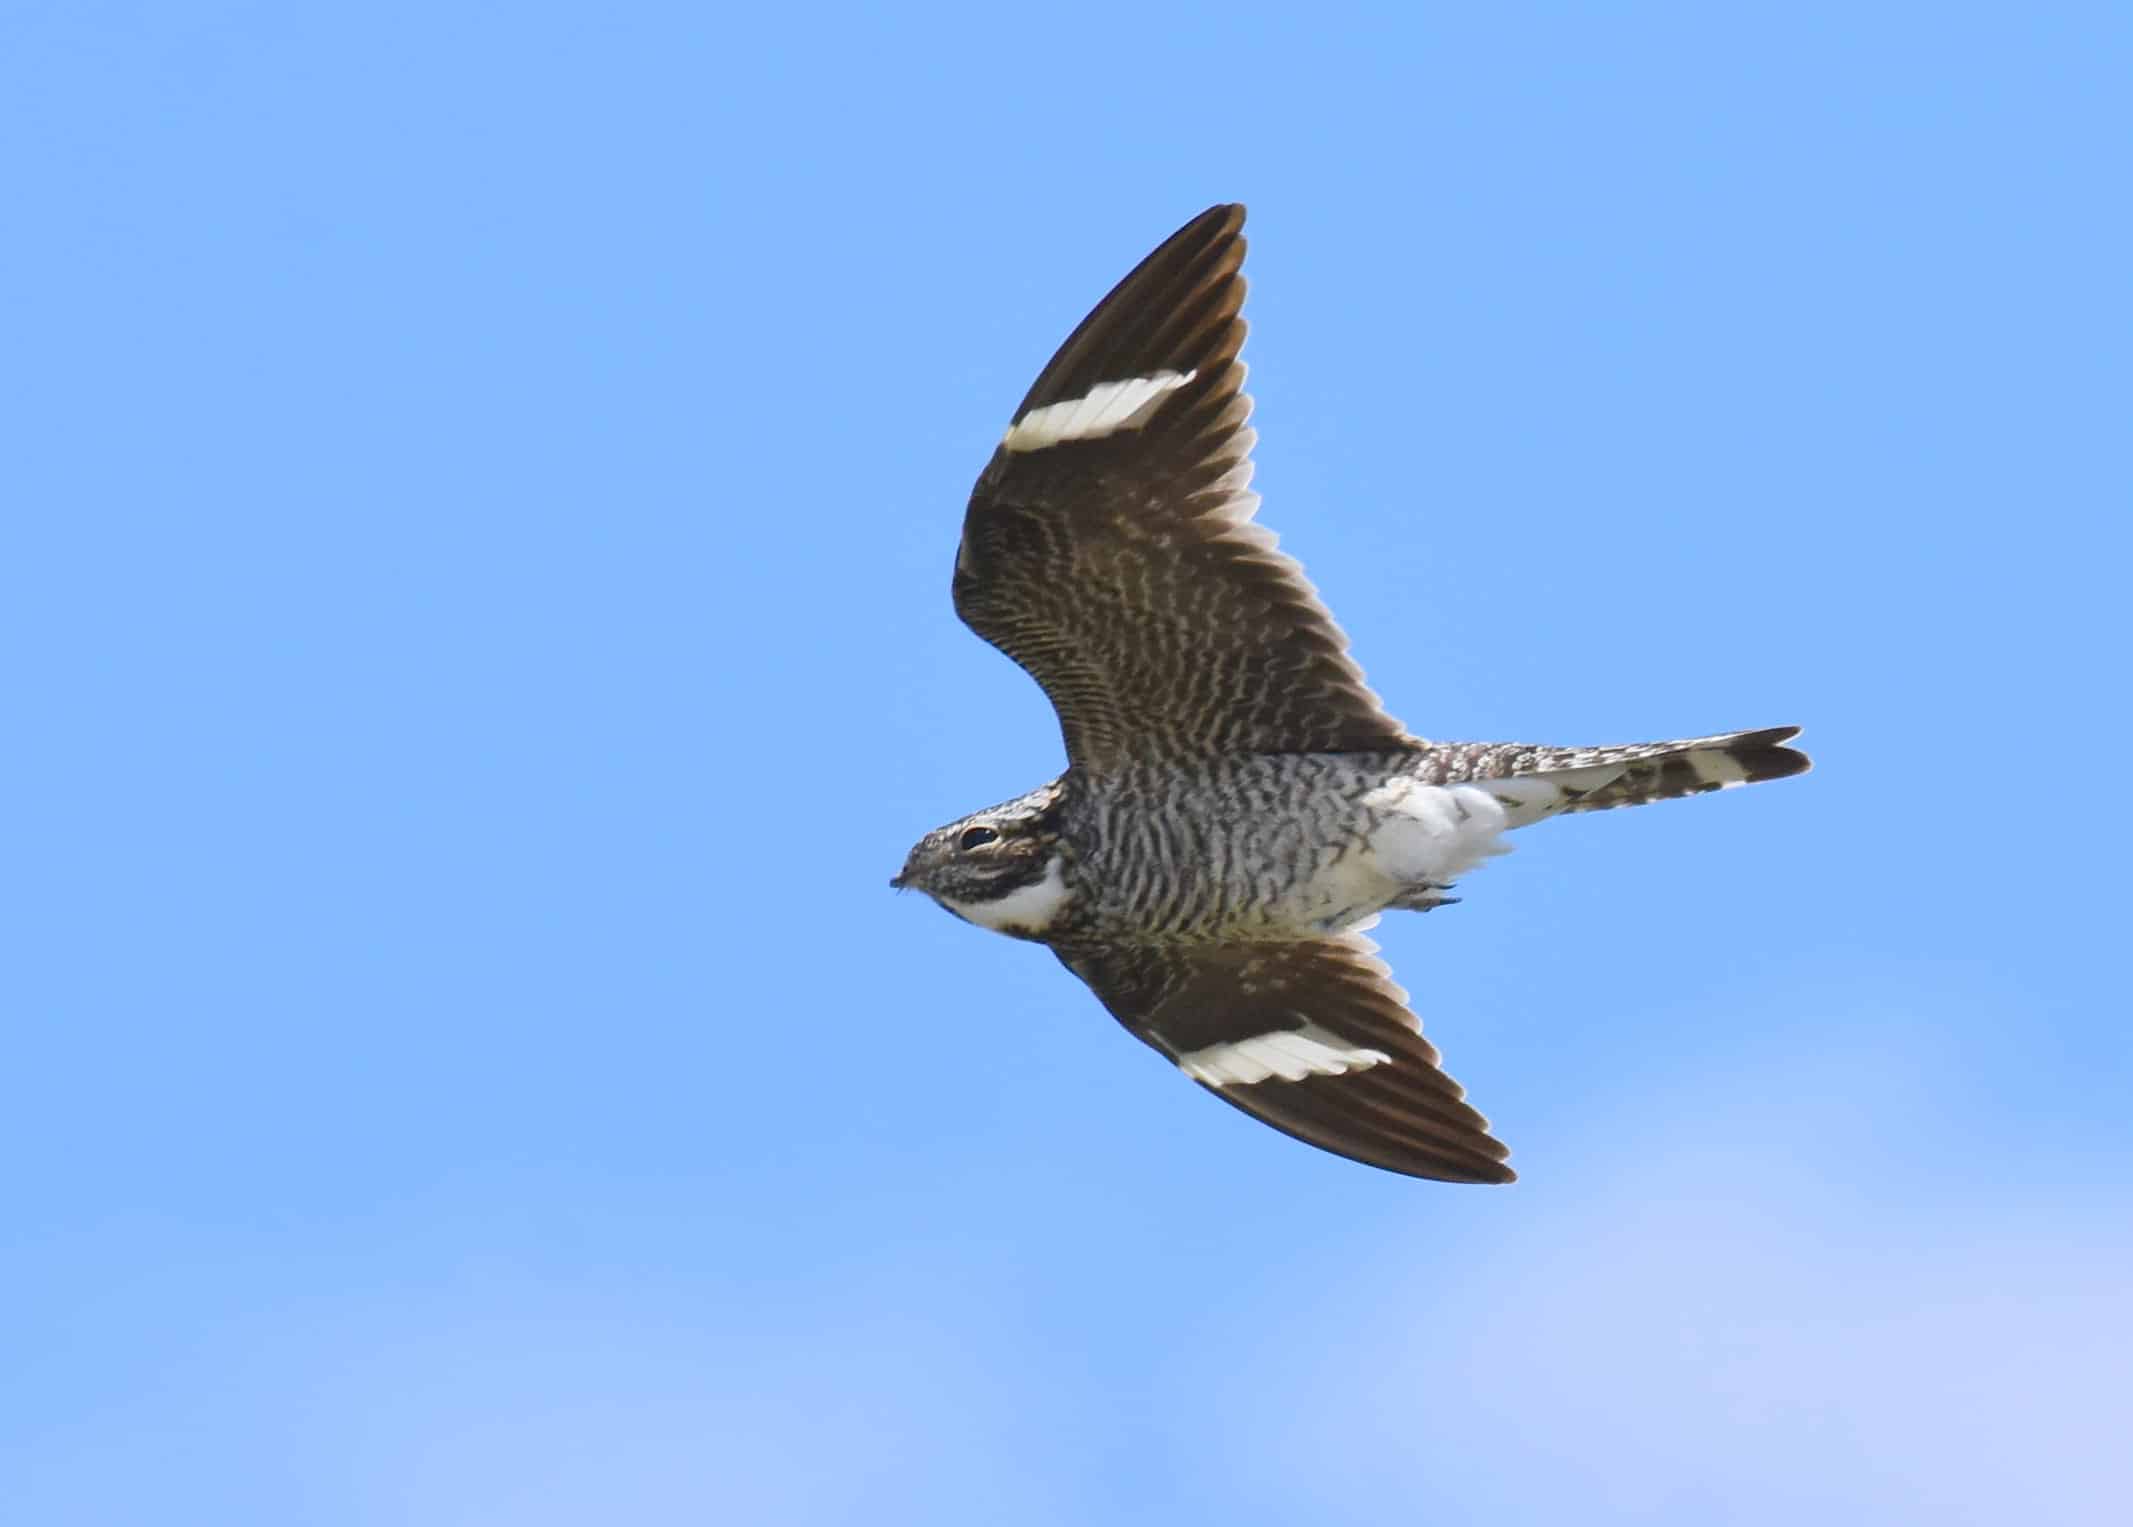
1435,726,1810,824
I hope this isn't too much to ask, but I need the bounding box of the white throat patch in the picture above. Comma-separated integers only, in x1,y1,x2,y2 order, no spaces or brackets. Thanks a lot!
940,855,1071,937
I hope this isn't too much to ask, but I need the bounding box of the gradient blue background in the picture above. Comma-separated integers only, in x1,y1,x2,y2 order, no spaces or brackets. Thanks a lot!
6,4,2128,1522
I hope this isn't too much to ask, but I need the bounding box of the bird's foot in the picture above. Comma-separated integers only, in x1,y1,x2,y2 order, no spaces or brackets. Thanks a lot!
1389,882,1461,913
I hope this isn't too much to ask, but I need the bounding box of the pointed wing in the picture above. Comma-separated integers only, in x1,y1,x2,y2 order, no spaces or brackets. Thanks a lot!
1059,935,1514,1184
953,204,1415,772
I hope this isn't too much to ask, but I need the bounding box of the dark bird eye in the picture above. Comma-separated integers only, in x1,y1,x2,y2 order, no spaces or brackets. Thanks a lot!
958,826,1000,851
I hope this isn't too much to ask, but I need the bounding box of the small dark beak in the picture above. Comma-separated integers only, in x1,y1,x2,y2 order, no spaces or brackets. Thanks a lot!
888,872,907,890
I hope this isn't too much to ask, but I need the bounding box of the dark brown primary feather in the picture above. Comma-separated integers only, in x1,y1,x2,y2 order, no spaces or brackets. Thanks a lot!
1059,936,1516,1184
954,204,1416,772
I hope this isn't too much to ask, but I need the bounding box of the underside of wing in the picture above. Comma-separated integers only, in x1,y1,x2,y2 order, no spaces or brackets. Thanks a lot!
1059,935,1514,1185
953,204,1415,770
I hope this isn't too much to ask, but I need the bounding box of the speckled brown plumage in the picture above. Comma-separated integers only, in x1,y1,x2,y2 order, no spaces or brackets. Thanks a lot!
953,204,1413,771
894,204,1811,1185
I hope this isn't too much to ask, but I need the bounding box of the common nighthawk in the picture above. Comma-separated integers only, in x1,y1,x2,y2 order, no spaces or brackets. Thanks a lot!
892,204,1808,1184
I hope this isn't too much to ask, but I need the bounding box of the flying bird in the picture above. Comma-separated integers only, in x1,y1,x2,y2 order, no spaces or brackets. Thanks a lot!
893,205,1808,1183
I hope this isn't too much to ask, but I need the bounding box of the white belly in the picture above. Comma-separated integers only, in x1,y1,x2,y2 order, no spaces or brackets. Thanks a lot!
1362,778,1516,882
1294,781,1516,933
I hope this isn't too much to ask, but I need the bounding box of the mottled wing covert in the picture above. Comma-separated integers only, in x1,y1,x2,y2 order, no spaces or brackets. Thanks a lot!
954,204,1415,771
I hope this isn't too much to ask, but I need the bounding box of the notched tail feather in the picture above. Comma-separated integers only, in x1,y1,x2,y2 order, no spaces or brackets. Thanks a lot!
1547,725,1810,812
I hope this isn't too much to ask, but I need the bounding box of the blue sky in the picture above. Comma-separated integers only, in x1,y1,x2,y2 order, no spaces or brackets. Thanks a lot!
5,3,2128,1522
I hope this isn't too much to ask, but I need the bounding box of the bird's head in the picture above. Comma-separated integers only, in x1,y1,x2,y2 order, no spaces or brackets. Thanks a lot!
892,781,1071,940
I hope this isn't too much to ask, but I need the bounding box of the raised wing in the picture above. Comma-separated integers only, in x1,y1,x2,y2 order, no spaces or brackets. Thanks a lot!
1058,934,1514,1184
953,204,1415,772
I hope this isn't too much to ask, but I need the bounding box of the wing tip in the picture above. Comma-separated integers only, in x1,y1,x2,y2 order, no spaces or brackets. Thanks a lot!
1195,1068,1520,1186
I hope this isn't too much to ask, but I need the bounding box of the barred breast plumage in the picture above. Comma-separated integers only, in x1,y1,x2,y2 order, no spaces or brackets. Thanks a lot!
892,205,1809,1185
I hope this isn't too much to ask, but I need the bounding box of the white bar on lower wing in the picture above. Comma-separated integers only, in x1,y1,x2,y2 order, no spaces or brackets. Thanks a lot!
1179,1024,1392,1086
